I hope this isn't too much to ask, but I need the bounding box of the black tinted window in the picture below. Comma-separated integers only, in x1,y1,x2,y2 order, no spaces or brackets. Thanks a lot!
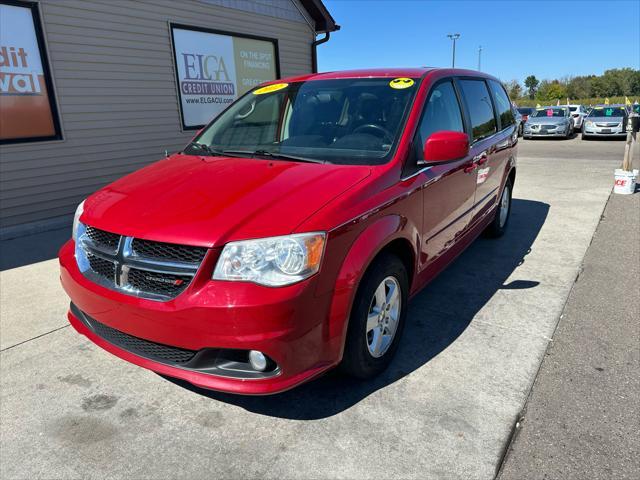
459,79,496,141
488,80,515,129
417,81,464,149
192,78,418,166
530,107,569,118
587,106,627,117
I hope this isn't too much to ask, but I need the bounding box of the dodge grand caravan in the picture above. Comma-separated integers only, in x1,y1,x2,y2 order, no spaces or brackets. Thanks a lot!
59,68,518,395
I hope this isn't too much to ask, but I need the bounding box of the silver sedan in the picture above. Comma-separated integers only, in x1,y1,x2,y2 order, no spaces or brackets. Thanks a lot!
523,106,574,139
581,105,628,139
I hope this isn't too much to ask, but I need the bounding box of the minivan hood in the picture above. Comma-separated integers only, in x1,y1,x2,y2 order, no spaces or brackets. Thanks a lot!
82,154,371,247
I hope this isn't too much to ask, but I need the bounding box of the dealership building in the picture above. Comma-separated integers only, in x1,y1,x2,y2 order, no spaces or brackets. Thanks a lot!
0,0,337,238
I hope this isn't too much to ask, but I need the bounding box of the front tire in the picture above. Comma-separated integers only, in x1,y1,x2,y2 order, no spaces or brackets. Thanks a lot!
484,177,513,238
341,253,408,379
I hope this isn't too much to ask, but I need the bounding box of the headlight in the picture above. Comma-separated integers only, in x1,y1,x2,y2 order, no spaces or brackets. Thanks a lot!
213,232,326,286
72,200,85,241
585,121,593,127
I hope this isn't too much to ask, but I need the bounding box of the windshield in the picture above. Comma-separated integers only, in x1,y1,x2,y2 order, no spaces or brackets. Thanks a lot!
517,107,534,115
187,78,419,165
569,106,577,112
530,107,568,118
587,106,626,117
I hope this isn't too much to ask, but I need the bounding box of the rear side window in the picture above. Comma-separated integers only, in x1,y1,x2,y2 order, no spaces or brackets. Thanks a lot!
416,81,465,149
459,79,497,141
488,80,514,129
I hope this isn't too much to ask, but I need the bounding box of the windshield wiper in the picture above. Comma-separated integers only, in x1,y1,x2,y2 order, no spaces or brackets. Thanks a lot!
186,142,249,158
187,143,325,163
186,142,220,156
239,149,326,164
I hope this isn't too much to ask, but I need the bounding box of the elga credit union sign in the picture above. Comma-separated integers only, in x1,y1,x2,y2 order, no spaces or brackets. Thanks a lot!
171,24,280,129
0,1,61,144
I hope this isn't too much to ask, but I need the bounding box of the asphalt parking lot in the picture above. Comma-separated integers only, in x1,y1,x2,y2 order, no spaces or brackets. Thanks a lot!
0,136,636,479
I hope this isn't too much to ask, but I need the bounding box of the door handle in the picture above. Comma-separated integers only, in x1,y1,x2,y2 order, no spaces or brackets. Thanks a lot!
473,152,488,164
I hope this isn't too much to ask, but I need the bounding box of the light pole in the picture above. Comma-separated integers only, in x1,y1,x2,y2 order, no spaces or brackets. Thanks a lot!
447,33,460,68
478,45,482,71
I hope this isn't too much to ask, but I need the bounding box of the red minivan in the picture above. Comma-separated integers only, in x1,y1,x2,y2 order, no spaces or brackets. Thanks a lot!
59,68,517,395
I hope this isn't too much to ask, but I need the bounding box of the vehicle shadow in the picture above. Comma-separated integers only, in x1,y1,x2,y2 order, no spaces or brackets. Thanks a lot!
164,198,550,419
0,227,70,271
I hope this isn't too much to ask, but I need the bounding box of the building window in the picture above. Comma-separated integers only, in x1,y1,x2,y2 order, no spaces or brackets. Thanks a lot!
0,0,62,144
170,23,280,130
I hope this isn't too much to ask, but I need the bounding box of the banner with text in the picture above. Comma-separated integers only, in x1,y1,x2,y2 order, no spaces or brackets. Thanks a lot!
171,25,278,129
0,2,59,143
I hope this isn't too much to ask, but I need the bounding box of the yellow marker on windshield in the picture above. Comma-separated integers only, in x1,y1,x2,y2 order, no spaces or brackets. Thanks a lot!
253,83,289,95
389,78,415,89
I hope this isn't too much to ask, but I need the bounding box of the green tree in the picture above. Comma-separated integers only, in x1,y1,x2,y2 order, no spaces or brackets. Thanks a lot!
590,76,611,97
505,80,522,99
566,75,593,99
603,68,637,96
536,80,567,102
524,75,539,99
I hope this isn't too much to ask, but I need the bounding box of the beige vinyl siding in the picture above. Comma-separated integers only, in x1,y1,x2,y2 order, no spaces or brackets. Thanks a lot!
0,0,316,234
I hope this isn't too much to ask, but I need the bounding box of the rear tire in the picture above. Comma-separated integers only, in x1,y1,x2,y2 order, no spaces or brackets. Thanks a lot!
484,177,513,238
341,253,408,379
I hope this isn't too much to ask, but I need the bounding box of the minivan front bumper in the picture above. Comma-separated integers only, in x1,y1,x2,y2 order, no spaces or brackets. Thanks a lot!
59,240,338,395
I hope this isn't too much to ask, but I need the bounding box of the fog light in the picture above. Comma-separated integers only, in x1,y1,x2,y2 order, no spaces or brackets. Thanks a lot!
249,350,267,371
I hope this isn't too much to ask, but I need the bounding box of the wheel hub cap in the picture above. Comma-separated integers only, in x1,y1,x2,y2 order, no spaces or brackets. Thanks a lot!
499,185,510,228
366,276,401,358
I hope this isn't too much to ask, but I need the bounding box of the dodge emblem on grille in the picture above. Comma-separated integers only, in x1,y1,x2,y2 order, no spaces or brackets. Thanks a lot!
144,275,184,286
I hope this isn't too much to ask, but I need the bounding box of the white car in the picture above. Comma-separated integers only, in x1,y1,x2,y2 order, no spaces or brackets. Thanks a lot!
568,104,588,130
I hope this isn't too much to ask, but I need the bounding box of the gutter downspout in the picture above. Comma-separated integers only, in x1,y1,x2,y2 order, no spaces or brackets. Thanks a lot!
311,31,331,73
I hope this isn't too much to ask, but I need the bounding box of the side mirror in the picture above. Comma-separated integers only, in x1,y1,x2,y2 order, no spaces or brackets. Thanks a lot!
420,131,470,164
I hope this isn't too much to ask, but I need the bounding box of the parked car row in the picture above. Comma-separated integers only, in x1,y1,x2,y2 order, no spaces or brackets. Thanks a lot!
514,104,632,140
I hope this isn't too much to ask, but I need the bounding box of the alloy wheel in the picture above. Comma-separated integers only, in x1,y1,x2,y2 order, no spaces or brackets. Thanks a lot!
366,276,401,358
499,185,510,228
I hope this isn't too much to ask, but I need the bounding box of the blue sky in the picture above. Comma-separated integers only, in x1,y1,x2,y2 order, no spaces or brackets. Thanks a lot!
318,0,640,83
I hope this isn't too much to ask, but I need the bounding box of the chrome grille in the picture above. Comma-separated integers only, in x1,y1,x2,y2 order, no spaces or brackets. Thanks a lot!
131,238,206,264
87,253,116,281
76,224,206,301
86,226,120,253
